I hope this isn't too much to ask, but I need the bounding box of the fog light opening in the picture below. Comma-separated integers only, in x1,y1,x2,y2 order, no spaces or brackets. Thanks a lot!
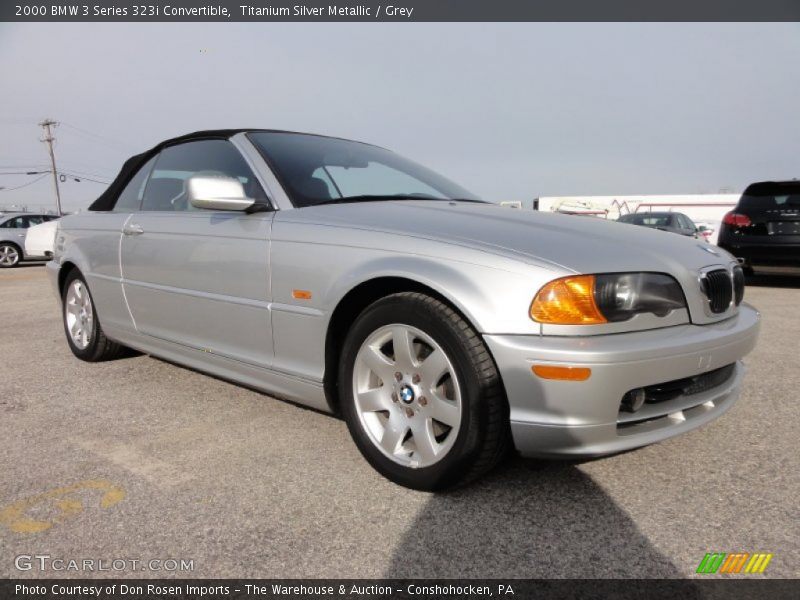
621,388,646,413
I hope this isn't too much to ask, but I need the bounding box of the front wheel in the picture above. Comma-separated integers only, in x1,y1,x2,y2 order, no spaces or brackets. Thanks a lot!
339,292,510,491
62,270,127,362
0,243,21,268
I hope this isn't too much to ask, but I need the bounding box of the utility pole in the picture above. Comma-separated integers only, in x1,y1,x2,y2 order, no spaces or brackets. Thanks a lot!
39,118,63,216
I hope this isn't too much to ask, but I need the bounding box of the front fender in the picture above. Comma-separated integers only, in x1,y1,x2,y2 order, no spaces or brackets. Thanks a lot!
271,235,551,336
268,222,562,384
321,254,496,334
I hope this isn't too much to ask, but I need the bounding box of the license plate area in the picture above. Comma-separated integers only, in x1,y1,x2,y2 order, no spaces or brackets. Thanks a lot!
767,221,800,235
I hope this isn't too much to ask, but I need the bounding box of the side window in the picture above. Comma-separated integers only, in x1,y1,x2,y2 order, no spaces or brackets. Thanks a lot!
2,217,26,229
114,156,157,212
141,140,266,212
25,216,44,227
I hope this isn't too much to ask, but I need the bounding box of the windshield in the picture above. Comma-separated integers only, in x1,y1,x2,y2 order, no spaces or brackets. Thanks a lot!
619,214,674,227
248,132,481,207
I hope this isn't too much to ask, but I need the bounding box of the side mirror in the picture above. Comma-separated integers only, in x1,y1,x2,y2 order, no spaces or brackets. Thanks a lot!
188,175,255,211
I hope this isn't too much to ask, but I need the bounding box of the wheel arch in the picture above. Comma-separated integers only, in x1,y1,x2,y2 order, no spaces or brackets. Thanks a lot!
323,275,496,414
57,261,81,296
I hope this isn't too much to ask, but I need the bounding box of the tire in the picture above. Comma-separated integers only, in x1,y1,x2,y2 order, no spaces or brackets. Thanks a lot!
62,270,126,362
339,292,510,491
0,242,21,268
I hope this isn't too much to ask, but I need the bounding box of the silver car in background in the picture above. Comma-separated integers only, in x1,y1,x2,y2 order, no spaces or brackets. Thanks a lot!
48,130,760,490
0,212,59,267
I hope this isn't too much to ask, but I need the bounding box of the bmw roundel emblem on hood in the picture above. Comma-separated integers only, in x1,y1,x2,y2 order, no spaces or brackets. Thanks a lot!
698,244,720,256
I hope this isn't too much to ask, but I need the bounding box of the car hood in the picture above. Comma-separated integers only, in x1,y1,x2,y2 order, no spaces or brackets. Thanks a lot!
288,200,734,276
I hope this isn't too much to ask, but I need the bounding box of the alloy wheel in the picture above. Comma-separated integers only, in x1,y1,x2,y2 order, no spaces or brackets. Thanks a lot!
352,324,462,469
0,245,20,267
65,280,94,349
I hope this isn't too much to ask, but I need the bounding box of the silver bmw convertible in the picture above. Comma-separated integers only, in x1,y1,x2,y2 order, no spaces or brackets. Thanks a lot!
49,129,760,490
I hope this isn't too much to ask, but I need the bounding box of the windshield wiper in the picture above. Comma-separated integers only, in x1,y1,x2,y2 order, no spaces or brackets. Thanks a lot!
314,194,488,206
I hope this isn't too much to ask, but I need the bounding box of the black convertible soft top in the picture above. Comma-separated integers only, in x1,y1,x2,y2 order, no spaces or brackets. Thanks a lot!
89,128,385,211
88,129,257,211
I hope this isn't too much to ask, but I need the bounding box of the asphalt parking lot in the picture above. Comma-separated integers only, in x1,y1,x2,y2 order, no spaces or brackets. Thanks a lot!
1,265,798,579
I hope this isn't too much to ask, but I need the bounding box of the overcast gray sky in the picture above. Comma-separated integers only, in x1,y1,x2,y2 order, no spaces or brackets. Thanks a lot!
1,22,798,212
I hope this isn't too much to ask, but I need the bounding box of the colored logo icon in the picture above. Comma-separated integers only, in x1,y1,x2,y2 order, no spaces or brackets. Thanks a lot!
696,552,773,574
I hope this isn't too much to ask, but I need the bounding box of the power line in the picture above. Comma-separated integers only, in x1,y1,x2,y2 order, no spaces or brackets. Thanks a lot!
2,161,117,177
60,122,136,150
58,167,115,180
0,163,50,169
0,168,111,184
0,117,41,124
58,171,111,185
0,174,49,192
0,171,48,176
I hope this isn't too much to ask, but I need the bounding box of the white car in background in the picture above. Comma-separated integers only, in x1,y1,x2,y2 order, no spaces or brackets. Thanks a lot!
24,218,60,259
695,221,721,245
0,212,58,267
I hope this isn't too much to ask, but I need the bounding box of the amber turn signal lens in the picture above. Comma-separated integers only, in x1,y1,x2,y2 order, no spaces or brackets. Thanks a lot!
531,365,592,381
292,289,313,300
530,275,607,325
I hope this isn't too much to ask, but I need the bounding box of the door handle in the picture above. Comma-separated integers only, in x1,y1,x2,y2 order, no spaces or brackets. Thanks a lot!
123,223,144,236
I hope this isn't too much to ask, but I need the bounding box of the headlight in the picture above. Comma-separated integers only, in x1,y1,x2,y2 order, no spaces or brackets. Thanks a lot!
530,273,686,325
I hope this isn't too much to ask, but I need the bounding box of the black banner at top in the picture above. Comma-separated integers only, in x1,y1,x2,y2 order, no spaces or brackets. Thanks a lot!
2,0,800,22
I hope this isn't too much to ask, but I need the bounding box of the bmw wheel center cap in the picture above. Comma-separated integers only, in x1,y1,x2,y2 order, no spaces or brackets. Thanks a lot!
399,385,415,404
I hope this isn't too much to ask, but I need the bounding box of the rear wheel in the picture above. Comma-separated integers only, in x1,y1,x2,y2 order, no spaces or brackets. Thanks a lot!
62,270,126,361
0,243,21,268
339,292,510,490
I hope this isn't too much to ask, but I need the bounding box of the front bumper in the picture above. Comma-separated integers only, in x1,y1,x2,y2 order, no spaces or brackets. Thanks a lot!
484,304,760,457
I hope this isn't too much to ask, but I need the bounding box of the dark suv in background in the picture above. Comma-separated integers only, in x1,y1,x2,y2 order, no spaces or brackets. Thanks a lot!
718,180,800,274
